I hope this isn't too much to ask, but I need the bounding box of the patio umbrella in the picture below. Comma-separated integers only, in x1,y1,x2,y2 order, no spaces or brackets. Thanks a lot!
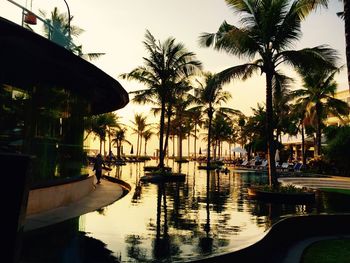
231,147,247,154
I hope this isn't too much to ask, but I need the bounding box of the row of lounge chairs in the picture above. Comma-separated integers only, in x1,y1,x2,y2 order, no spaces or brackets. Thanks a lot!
236,160,303,173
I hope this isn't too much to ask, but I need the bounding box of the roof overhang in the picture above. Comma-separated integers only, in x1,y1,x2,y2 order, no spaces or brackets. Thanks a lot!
0,17,129,115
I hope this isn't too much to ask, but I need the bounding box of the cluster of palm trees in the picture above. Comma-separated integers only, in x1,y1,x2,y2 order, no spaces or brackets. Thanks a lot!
198,0,349,186
33,2,350,187
84,112,156,160
121,0,349,187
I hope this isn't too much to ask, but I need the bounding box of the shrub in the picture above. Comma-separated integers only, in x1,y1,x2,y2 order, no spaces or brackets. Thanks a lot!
324,126,350,175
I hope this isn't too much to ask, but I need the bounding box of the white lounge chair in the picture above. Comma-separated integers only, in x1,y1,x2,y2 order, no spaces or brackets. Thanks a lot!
281,162,289,171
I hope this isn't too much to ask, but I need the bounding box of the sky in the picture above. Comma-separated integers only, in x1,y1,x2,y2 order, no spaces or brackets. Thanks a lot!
1,0,348,155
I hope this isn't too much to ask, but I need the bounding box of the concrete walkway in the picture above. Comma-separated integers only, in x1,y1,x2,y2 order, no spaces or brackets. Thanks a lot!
278,176,350,263
279,176,350,190
24,178,125,232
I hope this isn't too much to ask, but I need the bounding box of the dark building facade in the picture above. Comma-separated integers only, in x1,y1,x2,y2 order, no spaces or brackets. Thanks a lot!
0,17,129,183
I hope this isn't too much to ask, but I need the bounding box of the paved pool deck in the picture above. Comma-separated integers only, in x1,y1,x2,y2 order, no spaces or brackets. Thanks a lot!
24,177,125,232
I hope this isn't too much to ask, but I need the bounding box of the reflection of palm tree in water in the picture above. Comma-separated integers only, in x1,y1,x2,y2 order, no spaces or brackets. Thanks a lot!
199,170,213,253
114,165,122,179
153,182,171,259
132,162,142,202
177,162,182,174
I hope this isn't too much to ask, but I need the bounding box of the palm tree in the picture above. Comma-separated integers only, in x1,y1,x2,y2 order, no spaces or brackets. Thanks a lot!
130,113,149,158
289,103,308,165
187,107,205,161
121,30,202,171
112,127,131,159
84,113,120,155
305,0,350,92
143,128,154,156
193,72,238,168
243,104,268,159
292,67,349,156
199,0,338,186
172,91,195,161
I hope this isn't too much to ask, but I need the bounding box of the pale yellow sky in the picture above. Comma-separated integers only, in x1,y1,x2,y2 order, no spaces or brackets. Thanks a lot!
1,0,348,154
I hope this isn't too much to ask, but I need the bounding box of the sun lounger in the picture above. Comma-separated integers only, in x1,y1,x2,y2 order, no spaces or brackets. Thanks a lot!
257,160,268,170
292,162,303,172
280,162,289,171
239,160,248,167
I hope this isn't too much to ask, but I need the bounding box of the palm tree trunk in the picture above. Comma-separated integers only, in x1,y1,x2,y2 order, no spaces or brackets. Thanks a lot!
108,127,112,156
172,136,175,157
163,109,171,160
301,123,306,165
136,133,140,157
178,132,183,160
316,111,322,156
194,123,197,160
139,134,143,157
117,143,121,159
144,139,147,156
207,109,213,168
344,0,350,91
188,131,190,159
159,100,166,169
229,142,232,160
265,72,277,187
99,138,102,154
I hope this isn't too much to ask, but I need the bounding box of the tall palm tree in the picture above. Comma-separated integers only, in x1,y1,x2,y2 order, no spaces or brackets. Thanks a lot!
84,113,119,155
193,72,238,168
292,67,349,156
345,0,350,89
289,103,308,165
187,107,205,161
112,127,131,159
172,91,195,161
130,113,148,158
121,30,202,171
143,128,154,156
304,0,350,91
199,0,338,186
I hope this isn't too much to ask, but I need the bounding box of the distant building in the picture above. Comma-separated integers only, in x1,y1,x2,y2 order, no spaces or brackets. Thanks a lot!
282,89,349,161
325,89,350,126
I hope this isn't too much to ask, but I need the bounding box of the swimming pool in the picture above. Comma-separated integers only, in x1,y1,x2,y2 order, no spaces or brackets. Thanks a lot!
21,160,346,262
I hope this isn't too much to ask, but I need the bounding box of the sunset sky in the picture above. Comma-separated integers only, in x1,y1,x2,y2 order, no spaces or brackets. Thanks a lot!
1,0,348,155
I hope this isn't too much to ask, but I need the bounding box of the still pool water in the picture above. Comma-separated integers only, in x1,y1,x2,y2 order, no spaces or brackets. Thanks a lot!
20,160,350,263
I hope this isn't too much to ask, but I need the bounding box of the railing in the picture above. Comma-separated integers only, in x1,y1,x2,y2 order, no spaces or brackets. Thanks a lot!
5,0,78,53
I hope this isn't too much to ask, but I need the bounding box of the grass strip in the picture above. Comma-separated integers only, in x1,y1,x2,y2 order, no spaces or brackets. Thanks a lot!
320,188,350,195
301,239,350,263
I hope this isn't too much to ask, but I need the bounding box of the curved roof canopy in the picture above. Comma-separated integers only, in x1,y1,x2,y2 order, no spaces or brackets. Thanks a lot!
0,17,129,114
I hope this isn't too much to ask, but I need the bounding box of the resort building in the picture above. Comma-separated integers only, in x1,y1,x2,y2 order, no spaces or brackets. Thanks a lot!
0,16,128,184
325,89,350,126
282,88,350,161
0,12,128,261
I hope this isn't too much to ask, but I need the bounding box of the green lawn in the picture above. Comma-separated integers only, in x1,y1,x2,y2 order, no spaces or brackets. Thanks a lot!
301,239,350,263
320,188,350,195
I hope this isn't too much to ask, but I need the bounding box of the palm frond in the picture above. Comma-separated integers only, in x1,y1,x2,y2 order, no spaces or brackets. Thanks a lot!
278,45,339,73
214,63,261,89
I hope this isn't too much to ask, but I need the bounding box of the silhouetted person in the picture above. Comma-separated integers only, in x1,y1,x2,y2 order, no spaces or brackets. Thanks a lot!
93,154,104,184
